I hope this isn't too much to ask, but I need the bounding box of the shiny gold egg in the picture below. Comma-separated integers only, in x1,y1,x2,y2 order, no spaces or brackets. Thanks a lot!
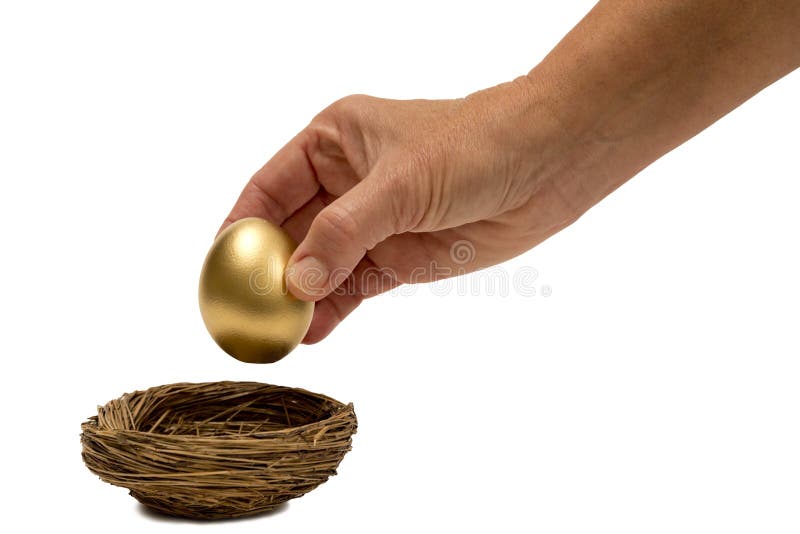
199,217,313,363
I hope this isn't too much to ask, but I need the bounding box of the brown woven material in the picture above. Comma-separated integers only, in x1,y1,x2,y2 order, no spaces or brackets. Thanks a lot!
81,381,357,519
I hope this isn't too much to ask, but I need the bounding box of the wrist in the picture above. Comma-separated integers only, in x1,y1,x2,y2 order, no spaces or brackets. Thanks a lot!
460,76,582,204
463,74,610,219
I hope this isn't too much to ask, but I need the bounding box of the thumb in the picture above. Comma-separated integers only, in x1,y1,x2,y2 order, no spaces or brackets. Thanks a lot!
286,178,402,301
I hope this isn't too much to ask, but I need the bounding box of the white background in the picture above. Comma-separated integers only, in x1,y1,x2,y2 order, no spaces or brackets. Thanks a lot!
1,1,799,532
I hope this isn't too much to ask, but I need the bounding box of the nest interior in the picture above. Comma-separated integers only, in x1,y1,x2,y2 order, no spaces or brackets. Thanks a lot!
81,381,357,520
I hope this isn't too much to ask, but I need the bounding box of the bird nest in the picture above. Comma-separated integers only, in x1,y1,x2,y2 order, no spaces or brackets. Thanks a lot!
81,381,357,520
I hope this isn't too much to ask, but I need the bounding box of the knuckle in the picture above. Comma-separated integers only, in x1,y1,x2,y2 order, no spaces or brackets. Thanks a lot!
316,94,371,123
308,94,375,165
332,93,371,113
316,203,362,245
247,179,289,223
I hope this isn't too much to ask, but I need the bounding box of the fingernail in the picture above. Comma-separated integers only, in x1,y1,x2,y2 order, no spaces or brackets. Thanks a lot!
286,256,329,299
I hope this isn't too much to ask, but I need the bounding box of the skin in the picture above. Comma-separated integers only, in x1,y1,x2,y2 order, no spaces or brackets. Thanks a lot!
221,0,800,344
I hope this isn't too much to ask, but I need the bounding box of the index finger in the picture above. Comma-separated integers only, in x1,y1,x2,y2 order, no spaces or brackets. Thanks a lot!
219,129,320,236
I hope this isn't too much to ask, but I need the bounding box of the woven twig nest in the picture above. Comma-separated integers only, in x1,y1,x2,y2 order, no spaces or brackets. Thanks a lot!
81,381,357,519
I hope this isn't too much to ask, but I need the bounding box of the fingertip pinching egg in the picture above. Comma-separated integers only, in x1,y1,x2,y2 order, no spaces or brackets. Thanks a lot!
199,217,313,363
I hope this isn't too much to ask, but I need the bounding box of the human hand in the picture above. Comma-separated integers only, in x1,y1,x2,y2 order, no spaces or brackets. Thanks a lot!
222,0,800,344
221,80,582,343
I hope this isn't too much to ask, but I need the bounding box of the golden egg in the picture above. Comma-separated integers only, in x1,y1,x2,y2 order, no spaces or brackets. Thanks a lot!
199,217,313,363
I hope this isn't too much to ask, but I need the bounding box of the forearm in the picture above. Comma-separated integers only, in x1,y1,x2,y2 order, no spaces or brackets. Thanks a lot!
514,0,800,215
